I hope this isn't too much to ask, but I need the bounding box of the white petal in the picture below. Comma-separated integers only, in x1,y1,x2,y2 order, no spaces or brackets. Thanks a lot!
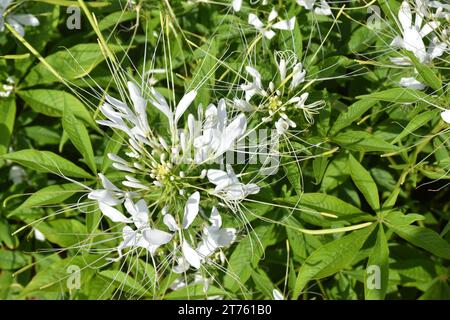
163,214,180,231
232,0,242,11
98,173,121,191
209,207,222,229
150,88,172,121
272,17,296,31
182,191,200,229
143,228,173,245
99,202,131,223
398,1,412,31
34,228,45,242
175,90,197,125
273,289,284,300
182,241,201,269
399,77,426,90
11,14,39,26
268,8,278,22
6,17,25,37
248,13,264,29
207,169,231,188
262,29,276,40
441,110,450,124
88,189,121,206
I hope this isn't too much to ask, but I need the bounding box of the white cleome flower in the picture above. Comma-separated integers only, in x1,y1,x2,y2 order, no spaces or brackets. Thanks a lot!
207,164,260,201
0,0,39,37
390,0,445,63
248,8,295,40
297,0,332,15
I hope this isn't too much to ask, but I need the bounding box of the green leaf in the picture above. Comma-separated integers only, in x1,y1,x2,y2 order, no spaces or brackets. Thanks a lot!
278,193,372,222
1,149,93,179
391,110,439,144
18,89,96,128
224,224,277,294
390,224,450,259
293,224,375,298
37,219,87,247
332,131,399,153
63,105,97,174
283,158,302,196
0,98,16,167
348,154,380,211
357,88,439,105
0,250,30,270
97,11,137,31
384,211,425,227
189,38,218,107
365,225,389,300
23,43,122,86
20,255,101,297
102,131,125,173
9,183,81,217
405,52,442,92
98,270,148,297
329,100,377,136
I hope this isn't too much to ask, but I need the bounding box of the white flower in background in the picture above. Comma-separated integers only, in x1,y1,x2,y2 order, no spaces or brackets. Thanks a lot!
390,0,445,63
33,228,46,242
0,76,14,98
441,109,450,124
193,99,248,163
235,53,322,133
0,0,39,37
232,0,269,12
273,289,284,300
248,8,296,40
399,77,426,90
118,199,173,256
8,165,27,184
232,0,242,12
297,0,332,15
429,1,450,19
207,164,260,201
196,207,237,259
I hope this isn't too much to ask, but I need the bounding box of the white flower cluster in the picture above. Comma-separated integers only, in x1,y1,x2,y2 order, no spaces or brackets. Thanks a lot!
235,51,324,135
88,81,261,272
